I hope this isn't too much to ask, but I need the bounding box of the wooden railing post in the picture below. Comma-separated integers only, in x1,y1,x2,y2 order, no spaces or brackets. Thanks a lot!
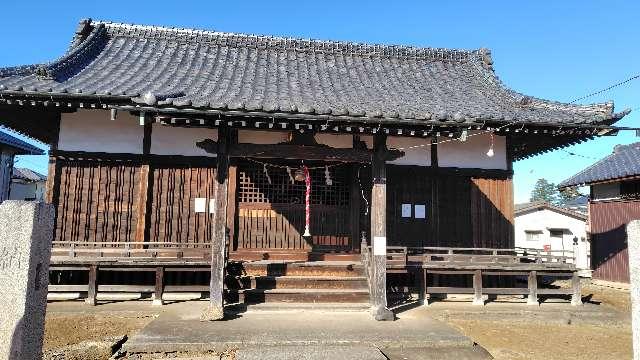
571,272,582,306
472,269,484,305
153,267,164,306
86,265,98,306
527,270,538,305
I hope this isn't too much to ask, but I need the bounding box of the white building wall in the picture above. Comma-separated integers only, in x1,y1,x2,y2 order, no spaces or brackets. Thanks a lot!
151,124,217,157
514,208,590,274
59,110,143,154
9,181,45,201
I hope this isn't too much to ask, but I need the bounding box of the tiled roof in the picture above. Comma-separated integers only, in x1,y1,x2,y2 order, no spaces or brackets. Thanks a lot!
0,19,627,127
559,142,640,187
0,129,45,155
12,167,46,182
514,201,587,221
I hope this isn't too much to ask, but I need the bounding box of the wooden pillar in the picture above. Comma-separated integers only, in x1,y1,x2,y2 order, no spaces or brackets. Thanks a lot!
350,163,361,252
422,268,429,306
86,265,98,306
527,270,538,305
135,118,153,248
370,134,394,321
153,267,164,306
571,272,582,306
202,125,232,320
472,269,484,305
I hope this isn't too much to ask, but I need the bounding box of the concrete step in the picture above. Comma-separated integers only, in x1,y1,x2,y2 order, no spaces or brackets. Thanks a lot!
227,288,370,304
232,275,368,290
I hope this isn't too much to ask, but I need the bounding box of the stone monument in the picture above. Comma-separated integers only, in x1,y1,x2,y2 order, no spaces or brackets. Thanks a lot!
628,220,640,360
0,201,55,360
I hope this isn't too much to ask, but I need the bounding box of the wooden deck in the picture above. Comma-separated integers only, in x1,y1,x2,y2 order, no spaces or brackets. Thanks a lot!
361,245,581,306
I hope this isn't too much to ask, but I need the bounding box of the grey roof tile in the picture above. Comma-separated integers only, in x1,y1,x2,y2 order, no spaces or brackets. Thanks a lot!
0,129,45,155
0,19,625,126
559,142,640,187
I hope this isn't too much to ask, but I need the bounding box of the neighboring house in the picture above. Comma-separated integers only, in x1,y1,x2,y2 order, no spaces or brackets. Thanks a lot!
514,201,589,276
563,195,589,215
9,167,47,201
0,130,45,202
0,19,628,309
560,142,640,284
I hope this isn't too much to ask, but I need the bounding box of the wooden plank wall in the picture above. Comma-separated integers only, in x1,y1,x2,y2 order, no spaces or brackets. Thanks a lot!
55,159,140,244
54,156,218,247
148,166,217,245
470,177,514,249
386,166,513,249
589,199,640,283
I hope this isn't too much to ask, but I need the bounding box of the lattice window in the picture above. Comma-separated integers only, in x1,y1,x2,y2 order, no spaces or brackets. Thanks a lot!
238,160,350,206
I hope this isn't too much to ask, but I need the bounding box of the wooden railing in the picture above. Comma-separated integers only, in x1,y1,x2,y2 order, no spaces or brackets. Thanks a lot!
383,246,576,270
51,241,212,263
363,245,581,306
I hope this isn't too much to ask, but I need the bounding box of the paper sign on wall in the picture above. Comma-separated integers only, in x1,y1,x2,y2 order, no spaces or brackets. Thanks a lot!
194,198,206,213
414,204,426,219
373,236,387,256
401,204,412,218
209,199,216,213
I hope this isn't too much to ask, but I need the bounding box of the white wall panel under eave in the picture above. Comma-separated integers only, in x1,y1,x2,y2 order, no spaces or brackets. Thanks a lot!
314,133,353,148
360,135,432,166
438,132,507,170
59,109,143,154
238,130,289,144
151,124,218,157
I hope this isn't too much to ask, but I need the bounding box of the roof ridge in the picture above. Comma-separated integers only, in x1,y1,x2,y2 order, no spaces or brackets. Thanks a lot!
92,19,491,64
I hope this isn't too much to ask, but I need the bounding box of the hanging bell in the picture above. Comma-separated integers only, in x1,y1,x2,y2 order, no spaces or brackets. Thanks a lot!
294,167,306,182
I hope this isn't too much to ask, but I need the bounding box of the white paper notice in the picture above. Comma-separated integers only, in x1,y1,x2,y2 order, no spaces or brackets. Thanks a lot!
373,236,387,256
414,204,426,219
209,199,216,213
194,198,206,213
401,203,412,218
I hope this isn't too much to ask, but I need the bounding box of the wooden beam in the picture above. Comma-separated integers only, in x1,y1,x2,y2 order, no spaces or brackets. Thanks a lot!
195,139,404,163
370,133,394,321
203,125,231,320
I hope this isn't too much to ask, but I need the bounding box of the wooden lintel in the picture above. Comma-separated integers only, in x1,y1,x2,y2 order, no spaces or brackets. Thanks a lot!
196,139,404,163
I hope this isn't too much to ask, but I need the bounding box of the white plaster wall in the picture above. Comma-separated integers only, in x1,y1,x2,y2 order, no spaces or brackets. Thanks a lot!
361,135,431,166
9,181,45,201
314,133,353,148
151,124,218,157
438,132,507,170
59,109,143,154
514,208,590,272
238,130,288,144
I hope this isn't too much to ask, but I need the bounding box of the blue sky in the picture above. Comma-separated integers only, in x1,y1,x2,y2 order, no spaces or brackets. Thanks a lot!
1,1,638,203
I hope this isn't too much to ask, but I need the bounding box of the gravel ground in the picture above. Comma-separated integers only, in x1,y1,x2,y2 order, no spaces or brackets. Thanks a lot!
42,280,633,359
438,281,632,360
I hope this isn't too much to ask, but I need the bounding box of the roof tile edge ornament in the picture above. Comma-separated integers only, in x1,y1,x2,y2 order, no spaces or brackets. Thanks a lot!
34,22,109,81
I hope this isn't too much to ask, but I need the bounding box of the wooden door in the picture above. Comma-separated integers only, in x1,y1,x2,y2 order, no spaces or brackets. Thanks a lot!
235,160,353,251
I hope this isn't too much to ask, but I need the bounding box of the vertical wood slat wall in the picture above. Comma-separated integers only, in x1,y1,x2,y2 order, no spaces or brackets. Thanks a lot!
589,199,640,283
55,159,140,244
54,156,217,247
470,177,515,249
386,165,513,249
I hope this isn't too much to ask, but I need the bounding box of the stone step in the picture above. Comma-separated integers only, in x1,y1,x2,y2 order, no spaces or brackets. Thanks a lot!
232,275,368,290
227,288,370,304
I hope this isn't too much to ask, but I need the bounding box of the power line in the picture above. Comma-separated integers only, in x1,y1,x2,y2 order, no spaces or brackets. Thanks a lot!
569,74,640,104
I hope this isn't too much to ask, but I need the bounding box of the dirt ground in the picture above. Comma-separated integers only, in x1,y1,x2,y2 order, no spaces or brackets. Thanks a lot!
42,281,633,360
440,281,633,360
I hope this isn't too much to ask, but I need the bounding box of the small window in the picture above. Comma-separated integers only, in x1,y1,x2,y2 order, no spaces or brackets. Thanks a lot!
550,230,564,239
525,231,541,241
